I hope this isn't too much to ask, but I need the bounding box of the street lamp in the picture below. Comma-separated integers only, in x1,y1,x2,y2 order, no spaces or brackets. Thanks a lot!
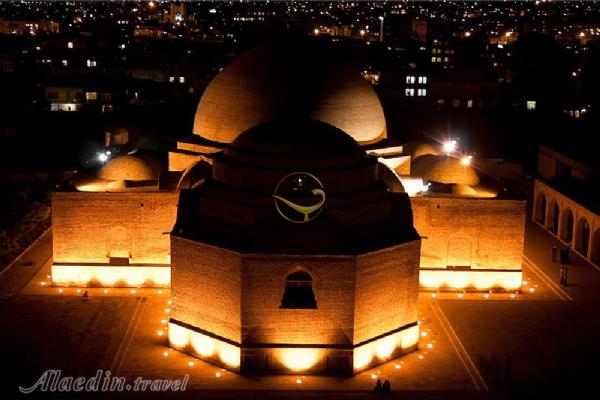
378,16,384,42
442,139,457,154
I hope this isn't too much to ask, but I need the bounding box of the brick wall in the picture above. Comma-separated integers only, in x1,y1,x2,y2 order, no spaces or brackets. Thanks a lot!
171,236,242,342
353,240,420,344
241,254,356,345
412,197,526,270
52,191,178,264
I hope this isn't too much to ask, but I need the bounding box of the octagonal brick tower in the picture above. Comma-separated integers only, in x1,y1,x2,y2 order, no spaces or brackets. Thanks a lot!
169,119,421,375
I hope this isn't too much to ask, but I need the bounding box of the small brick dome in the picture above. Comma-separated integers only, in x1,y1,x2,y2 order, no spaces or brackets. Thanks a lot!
411,154,480,186
98,155,160,181
412,143,441,159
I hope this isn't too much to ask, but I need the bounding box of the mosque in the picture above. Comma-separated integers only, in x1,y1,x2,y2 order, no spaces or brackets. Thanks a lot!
51,39,525,375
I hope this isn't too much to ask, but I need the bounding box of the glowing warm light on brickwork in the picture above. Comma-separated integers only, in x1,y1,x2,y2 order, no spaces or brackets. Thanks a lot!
400,325,420,350
279,348,320,372
51,264,171,287
190,331,216,357
375,335,397,359
353,345,373,370
157,330,164,336
419,269,522,291
353,325,419,371
168,323,190,348
218,342,240,368
215,372,222,378
168,323,240,369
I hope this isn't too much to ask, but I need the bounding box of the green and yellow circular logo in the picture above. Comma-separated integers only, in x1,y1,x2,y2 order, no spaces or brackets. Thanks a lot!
272,172,326,223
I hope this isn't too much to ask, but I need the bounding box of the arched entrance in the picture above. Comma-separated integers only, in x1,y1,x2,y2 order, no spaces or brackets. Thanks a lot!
591,230,600,266
547,200,559,235
560,208,574,243
534,193,547,225
575,217,590,256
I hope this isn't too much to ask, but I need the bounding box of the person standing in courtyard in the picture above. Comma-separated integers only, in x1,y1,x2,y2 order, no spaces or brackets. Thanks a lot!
560,263,569,286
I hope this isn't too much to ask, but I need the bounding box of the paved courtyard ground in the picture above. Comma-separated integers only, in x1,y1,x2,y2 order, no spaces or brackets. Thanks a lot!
1,217,599,399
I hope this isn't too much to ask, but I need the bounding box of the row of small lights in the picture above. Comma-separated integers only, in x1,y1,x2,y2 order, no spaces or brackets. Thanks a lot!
40,276,165,296
428,277,538,300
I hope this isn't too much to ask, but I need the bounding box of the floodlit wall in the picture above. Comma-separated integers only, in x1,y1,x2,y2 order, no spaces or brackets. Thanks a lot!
353,241,420,344
241,254,356,345
412,197,526,270
52,191,178,265
171,236,242,343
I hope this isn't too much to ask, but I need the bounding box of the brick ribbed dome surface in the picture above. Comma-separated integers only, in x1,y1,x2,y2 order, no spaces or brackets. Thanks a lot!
193,39,386,145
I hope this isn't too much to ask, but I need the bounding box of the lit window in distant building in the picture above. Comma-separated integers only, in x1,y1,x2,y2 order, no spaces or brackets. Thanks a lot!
437,57,442,62
85,92,97,102
431,56,437,62
406,76,415,84
452,99,460,108
102,105,113,113
437,99,445,106
169,76,175,83
67,41,73,49
443,57,449,62
61,59,68,66
467,99,473,108
179,76,185,83
405,88,415,97
418,76,427,84
417,88,427,96
86,59,96,68
526,101,536,110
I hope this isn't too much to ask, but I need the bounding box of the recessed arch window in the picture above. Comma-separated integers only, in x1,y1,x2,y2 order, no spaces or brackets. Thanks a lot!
280,271,317,309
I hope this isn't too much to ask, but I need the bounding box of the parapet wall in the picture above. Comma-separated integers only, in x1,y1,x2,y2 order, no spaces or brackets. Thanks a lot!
412,196,526,270
52,191,178,265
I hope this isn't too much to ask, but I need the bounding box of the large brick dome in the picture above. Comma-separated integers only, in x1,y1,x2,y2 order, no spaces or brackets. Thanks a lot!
192,39,387,145
175,119,417,255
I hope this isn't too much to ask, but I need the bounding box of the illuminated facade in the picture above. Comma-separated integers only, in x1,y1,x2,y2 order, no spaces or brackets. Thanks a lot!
169,120,421,374
49,38,526,374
